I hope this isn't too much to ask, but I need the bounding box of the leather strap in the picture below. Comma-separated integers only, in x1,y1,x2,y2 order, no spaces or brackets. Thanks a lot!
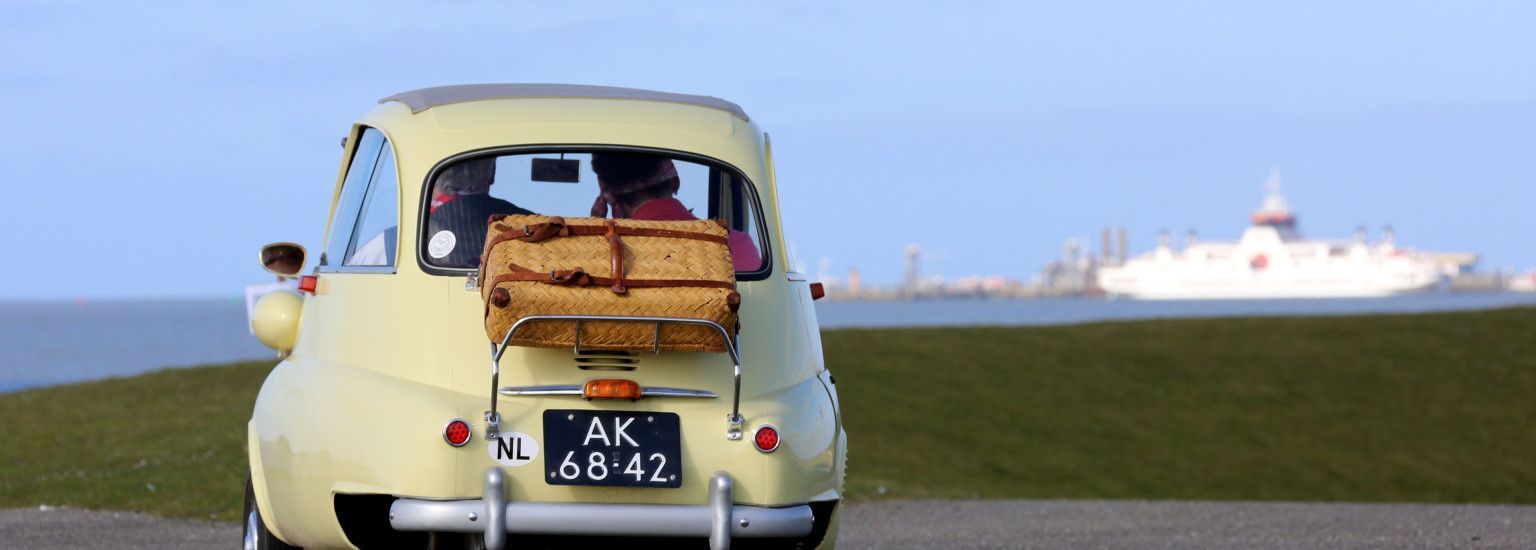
488,264,736,298
480,218,730,282
605,220,626,294
516,216,572,242
492,219,729,246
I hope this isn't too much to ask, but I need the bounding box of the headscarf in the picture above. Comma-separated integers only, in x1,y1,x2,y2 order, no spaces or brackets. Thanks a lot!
590,159,678,218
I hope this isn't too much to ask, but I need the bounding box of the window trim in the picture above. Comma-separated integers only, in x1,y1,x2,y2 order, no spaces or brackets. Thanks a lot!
318,127,401,275
414,144,774,282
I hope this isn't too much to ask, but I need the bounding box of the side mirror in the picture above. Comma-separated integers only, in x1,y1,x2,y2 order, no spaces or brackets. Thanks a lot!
260,242,307,279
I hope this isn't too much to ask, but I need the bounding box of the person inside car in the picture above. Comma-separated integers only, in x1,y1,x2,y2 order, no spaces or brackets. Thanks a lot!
590,153,760,271
427,157,534,267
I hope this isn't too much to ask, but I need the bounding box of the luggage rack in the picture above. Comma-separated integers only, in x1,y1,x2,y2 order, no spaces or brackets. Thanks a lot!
487,314,745,441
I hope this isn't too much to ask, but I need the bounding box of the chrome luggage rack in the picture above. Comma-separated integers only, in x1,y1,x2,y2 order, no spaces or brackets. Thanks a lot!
486,314,745,441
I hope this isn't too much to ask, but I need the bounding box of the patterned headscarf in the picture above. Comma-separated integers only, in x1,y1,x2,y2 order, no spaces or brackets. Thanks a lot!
590,159,678,218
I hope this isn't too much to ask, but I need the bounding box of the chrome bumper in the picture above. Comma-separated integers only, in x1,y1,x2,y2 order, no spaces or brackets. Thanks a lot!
388,469,814,550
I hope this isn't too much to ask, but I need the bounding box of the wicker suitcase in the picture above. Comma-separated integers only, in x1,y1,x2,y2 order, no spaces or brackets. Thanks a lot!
479,214,740,353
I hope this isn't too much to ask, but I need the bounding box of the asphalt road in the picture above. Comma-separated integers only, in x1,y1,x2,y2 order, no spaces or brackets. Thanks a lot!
2,500,1532,549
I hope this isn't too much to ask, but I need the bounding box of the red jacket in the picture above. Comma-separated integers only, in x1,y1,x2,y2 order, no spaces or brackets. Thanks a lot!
631,198,762,272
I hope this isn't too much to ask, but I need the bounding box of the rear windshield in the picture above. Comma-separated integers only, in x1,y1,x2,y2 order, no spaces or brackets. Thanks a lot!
420,150,768,277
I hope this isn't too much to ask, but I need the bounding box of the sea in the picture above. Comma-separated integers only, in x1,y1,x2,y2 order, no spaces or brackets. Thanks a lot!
3,292,1535,394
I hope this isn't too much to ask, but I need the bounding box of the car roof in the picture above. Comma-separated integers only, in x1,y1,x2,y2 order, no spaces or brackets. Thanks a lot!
379,84,750,121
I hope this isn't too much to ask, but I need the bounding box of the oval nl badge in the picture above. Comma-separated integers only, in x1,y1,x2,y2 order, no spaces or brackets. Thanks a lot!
487,431,539,467
427,230,456,259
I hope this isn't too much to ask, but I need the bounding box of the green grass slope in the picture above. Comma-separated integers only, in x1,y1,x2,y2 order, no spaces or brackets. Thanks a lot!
1,308,1532,520
830,307,1536,503
0,360,273,520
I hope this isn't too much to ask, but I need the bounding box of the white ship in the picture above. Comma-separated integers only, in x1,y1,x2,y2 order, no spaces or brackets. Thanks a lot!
1097,171,1457,300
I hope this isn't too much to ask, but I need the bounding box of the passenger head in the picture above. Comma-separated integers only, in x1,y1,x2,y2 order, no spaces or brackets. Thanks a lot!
434,157,497,197
590,153,679,217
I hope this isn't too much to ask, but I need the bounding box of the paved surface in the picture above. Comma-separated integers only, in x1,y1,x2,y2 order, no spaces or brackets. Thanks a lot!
0,506,233,549
2,500,1533,548
839,500,1535,549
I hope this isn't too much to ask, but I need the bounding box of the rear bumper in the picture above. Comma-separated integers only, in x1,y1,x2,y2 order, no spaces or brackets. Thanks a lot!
389,468,813,550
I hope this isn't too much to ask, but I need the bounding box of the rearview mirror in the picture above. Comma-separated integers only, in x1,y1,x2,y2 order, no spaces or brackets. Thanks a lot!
260,242,307,279
531,158,580,183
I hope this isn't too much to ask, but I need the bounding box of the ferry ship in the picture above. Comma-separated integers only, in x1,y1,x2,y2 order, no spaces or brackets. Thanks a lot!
1097,171,1459,300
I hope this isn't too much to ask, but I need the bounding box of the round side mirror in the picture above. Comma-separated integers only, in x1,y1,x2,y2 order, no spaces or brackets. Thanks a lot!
260,242,307,279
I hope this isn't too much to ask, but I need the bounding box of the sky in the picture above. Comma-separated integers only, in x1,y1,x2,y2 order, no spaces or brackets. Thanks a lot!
2,1,1533,300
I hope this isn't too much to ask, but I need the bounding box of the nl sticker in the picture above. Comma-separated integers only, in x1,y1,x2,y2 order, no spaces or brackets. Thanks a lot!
488,432,539,467
427,230,456,259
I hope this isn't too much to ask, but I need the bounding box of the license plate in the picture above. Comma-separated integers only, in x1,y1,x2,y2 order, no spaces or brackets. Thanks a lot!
543,410,681,488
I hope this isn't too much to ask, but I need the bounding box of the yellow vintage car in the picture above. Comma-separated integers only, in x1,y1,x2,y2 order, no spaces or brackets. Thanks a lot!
245,84,845,549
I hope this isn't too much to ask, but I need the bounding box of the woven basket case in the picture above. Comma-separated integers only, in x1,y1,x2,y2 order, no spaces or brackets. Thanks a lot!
480,214,739,353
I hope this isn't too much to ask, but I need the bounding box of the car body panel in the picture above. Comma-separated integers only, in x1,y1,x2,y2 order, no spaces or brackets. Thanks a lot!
248,89,842,549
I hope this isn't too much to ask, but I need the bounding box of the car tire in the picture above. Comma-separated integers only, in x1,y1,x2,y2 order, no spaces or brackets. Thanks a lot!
431,533,488,550
243,475,299,550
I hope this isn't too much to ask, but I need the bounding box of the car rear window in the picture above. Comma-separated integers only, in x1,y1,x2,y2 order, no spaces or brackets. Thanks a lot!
420,150,768,278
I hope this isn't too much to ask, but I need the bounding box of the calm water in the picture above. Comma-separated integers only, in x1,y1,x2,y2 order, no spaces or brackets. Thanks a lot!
3,293,1534,393
0,299,272,394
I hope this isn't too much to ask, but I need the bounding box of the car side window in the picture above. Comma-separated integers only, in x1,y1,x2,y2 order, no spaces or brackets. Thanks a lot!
344,145,399,267
712,170,766,273
323,128,386,267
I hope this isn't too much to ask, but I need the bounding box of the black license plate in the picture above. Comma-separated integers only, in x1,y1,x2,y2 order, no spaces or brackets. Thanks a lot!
543,410,682,488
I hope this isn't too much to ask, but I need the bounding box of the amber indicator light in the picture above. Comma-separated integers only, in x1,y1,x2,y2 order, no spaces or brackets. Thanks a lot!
298,275,319,294
583,379,642,400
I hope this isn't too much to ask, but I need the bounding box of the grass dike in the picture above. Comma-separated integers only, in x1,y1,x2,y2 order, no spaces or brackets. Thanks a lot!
1,307,1532,520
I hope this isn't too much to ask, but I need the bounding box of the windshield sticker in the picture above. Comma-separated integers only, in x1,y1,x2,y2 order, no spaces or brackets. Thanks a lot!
427,230,456,259
488,431,539,467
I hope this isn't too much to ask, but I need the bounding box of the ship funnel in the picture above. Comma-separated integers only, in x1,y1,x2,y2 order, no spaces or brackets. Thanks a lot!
1252,169,1297,229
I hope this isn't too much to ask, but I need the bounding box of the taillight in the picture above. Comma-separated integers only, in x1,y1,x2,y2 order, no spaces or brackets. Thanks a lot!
443,418,471,447
753,425,780,453
583,379,642,400
298,274,318,294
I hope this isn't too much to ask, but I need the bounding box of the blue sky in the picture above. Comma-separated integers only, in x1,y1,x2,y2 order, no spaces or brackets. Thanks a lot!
2,1,1533,300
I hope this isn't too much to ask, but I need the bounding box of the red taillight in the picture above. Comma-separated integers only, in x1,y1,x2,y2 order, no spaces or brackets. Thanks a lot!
753,425,780,453
810,282,825,300
298,275,318,294
443,419,471,447
583,379,642,400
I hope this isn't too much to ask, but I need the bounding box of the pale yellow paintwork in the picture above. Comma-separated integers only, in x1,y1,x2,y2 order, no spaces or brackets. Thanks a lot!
250,290,302,352
248,92,844,548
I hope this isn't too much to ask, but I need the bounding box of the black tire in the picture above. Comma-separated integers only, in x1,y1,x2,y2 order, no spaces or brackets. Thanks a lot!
243,475,300,550
429,532,488,550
